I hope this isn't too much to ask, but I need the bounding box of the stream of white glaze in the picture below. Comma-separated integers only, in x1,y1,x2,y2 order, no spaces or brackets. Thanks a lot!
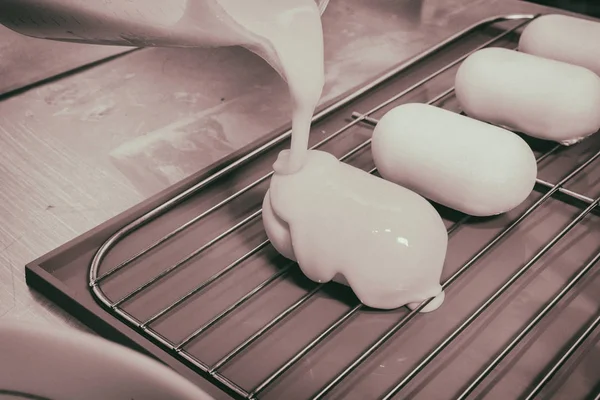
218,0,325,173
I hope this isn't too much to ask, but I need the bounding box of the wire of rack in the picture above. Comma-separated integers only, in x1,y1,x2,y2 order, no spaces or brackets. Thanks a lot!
87,13,599,400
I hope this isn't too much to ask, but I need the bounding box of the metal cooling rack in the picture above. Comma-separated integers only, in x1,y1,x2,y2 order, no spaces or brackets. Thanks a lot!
88,14,600,400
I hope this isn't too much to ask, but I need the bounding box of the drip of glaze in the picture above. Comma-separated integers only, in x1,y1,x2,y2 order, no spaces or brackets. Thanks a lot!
263,149,448,312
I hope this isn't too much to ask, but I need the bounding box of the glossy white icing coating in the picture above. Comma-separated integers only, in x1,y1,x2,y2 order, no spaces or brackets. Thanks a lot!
262,149,448,311
371,103,538,217
455,47,600,145
218,0,325,173
519,14,600,77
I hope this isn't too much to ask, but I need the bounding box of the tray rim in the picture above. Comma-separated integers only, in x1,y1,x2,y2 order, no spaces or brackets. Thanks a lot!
23,13,546,400
23,134,276,399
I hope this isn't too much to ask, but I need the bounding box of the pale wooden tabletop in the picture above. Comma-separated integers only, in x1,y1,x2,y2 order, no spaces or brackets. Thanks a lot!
0,0,557,333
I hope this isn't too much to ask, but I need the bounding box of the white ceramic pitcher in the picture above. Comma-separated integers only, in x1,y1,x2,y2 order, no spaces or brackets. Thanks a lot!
0,0,329,48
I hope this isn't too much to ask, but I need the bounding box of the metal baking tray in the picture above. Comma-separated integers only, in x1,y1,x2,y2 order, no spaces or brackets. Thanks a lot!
25,14,600,400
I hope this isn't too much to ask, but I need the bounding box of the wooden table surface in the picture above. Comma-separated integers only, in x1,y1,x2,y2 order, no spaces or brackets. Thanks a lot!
0,0,562,334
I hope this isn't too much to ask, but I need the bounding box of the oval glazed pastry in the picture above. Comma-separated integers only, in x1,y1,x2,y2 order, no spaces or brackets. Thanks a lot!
455,47,600,145
262,149,448,312
519,14,600,77
371,103,538,217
